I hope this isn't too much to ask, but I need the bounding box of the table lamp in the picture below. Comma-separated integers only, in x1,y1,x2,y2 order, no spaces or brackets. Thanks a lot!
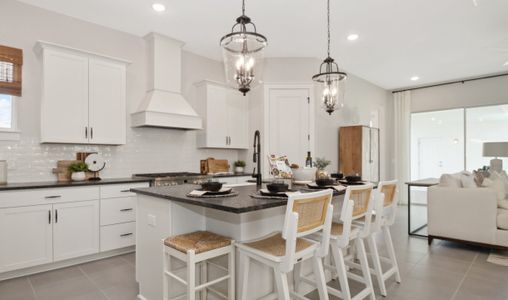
483,142,508,172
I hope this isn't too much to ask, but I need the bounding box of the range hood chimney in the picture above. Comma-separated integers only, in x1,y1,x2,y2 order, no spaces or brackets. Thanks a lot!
131,33,202,129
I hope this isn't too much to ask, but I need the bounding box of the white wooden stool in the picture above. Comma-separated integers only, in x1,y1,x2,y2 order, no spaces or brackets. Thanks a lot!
163,231,235,300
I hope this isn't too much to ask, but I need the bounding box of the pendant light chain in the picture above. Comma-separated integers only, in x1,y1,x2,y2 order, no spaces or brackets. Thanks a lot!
327,0,331,58
242,0,246,16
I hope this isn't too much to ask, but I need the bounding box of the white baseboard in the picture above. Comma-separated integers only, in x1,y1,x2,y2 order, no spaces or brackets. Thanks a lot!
0,246,134,281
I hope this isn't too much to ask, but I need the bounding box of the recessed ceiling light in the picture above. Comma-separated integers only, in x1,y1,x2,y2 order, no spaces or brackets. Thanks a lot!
152,3,166,12
347,34,359,41
410,76,420,81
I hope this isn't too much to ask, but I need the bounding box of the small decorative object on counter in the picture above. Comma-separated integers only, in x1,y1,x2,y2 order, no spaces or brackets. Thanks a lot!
201,180,223,192
305,151,313,167
69,162,88,181
233,160,246,174
85,153,106,181
268,155,293,179
314,157,331,179
0,160,7,184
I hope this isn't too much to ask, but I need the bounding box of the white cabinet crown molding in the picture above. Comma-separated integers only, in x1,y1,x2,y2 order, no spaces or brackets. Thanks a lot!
35,40,131,65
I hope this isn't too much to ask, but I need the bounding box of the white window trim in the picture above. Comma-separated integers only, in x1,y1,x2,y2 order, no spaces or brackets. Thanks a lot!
0,96,20,141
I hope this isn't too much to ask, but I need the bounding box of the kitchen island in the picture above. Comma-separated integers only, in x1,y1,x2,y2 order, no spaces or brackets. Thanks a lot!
132,184,345,300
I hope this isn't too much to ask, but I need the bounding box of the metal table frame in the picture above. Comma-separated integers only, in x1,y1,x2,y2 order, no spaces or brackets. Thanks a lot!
405,179,439,238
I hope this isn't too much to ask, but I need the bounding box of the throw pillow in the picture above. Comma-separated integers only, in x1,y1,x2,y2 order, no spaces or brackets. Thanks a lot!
473,170,488,187
482,177,506,201
499,199,508,210
460,171,477,188
439,173,462,188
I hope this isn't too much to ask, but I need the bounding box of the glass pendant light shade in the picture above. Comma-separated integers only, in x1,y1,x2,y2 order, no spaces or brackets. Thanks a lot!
313,57,347,115
220,3,267,96
312,0,347,115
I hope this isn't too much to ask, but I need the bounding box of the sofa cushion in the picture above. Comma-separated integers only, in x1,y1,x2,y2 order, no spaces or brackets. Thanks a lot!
439,173,462,188
499,200,508,210
497,209,508,230
461,171,477,188
483,177,506,201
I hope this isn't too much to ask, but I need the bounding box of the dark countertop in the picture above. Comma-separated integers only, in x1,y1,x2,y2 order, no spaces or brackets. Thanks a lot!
0,177,151,191
132,184,346,214
210,173,252,178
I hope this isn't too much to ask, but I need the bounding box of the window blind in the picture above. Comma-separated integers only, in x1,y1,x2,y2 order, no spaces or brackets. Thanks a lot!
0,45,23,97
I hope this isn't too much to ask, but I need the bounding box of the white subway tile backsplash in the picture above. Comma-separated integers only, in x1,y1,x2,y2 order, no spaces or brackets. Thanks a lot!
0,127,240,183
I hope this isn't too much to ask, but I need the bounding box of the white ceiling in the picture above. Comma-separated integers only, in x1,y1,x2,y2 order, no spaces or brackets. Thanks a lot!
17,0,508,90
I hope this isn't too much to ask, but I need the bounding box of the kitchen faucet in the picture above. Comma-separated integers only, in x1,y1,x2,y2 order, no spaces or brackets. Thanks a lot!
252,130,262,186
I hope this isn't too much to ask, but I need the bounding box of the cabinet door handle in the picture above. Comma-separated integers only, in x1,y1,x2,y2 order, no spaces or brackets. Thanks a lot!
91,127,94,140
229,136,231,145
85,126,88,139
120,233,133,237
45,195,61,199
120,189,131,193
48,210,51,224
55,209,58,223
120,208,133,212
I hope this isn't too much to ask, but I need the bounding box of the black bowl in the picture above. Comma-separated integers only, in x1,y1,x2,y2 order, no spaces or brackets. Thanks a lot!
345,175,362,182
331,173,344,180
266,182,289,193
315,178,336,187
201,181,223,192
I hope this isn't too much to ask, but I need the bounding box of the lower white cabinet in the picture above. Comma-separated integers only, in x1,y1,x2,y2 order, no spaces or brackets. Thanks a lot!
0,205,53,272
53,200,100,262
100,222,136,252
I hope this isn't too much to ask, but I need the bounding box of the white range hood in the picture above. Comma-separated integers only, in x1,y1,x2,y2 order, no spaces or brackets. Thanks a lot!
131,33,202,130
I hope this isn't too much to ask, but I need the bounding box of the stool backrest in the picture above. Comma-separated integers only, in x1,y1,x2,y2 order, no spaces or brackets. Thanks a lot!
343,184,374,238
281,189,334,272
378,180,398,226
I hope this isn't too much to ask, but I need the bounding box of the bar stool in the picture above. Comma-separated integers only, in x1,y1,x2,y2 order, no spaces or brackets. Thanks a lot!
163,231,235,300
307,184,376,300
353,180,401,297
237,189,334,300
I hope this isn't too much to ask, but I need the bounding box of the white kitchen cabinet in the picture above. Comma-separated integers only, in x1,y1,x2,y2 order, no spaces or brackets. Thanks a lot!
53,200,100,261
37,41,129,145
0,205,53,272
196,81,249,149
88,57,127,145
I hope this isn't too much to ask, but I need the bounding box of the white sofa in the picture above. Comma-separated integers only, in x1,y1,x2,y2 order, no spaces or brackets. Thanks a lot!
428,186,508,249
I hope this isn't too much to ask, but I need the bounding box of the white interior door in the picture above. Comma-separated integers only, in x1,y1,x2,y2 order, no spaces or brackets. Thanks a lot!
53,200,99,261
0,205,53,272
268,88,311,169
41,49,89,143
88,57,126,145
227,89,249,149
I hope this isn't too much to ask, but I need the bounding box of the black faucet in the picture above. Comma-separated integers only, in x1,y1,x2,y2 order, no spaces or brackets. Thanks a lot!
252,130,262,186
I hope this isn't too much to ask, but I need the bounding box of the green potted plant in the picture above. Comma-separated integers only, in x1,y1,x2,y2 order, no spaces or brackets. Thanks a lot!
314,157,331,179
69,162,88,181
233,160,246,174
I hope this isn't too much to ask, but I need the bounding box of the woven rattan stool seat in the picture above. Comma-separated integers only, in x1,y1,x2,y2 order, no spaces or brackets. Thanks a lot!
243,233,313,257
164,231,232,254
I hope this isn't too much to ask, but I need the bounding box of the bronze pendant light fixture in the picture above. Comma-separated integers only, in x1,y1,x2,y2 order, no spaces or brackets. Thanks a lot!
313,0,347,115
220,0,267,96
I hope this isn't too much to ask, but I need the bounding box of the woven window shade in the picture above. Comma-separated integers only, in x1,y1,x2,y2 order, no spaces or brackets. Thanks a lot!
0,45,23,96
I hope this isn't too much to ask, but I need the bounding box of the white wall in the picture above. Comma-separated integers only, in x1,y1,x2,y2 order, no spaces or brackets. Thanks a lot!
411,75,508,112
242,58,392,180
0,0,239,182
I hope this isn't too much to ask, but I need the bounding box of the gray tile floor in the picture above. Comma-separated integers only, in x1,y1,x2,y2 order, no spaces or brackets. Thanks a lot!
1,206,507,300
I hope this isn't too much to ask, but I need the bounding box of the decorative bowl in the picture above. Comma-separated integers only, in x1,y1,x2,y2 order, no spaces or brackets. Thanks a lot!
201,181,223,192
315,178,336,187
266,182,289,193
345,175,362,182
331,173,344,180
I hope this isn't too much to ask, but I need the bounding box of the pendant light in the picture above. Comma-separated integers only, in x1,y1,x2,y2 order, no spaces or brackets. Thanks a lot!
312,0,347,115
220,0,267,96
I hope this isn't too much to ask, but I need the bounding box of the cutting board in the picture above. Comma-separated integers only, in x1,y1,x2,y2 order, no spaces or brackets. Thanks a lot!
52,160,80,182
200,158,230,174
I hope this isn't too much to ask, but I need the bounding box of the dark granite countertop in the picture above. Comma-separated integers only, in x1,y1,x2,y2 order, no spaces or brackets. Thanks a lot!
0,177,151,191
132,184,346,214
210,172,253,178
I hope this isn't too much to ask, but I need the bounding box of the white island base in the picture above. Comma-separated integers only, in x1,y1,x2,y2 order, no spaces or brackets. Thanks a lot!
135,193,342,300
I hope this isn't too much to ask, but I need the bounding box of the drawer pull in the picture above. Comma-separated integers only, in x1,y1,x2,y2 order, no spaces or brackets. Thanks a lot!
120,208,133,212
121,189,131,193
120,233,133,237
45,195,61,199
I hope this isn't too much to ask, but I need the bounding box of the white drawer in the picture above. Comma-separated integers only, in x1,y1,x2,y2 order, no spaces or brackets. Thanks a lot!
100,182,149,199
100,222,135,252
0,187,100,208
100,197,136,225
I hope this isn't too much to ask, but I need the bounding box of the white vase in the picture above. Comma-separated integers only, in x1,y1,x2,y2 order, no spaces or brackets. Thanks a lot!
71,171,86,181
234,166,244,174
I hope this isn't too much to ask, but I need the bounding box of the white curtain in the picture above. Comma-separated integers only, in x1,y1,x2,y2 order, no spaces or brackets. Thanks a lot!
393,91,411,205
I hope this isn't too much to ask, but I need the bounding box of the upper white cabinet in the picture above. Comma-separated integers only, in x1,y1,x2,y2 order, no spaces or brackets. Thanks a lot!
37,41,129,145
196,81,249,149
